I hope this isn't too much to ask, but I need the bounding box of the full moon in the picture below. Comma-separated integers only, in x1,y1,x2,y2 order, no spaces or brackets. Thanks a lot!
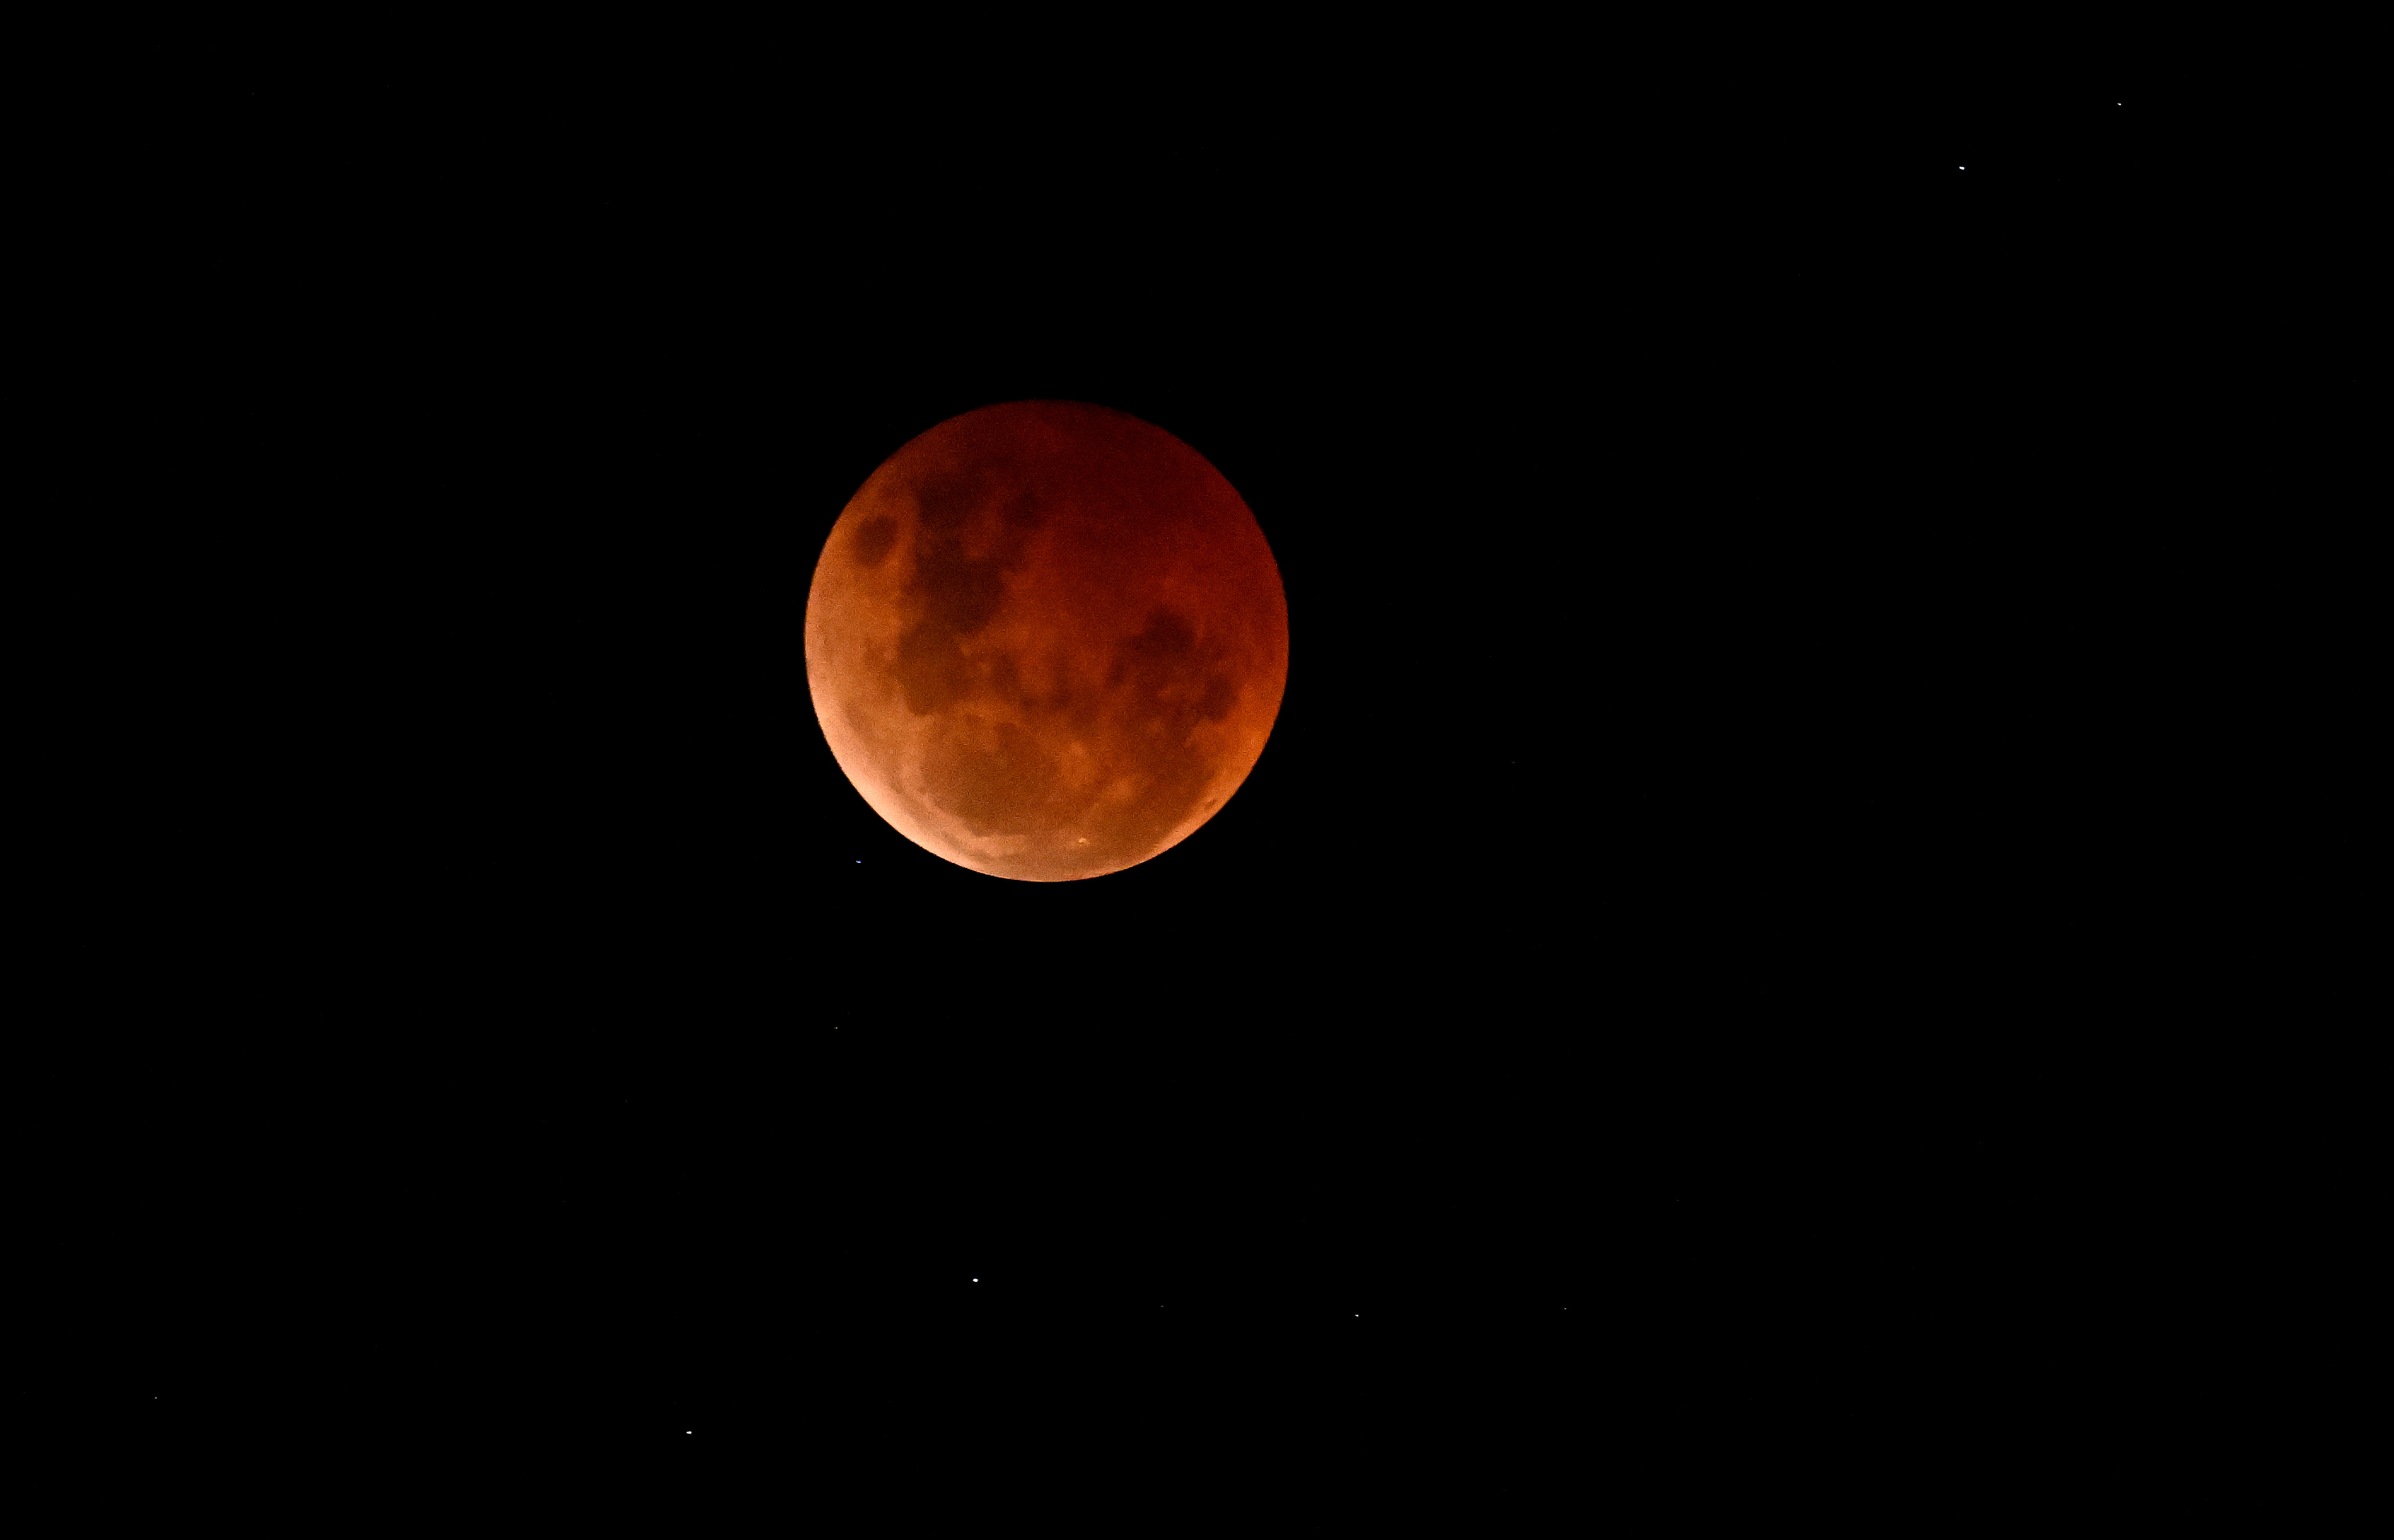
806,401,1289,881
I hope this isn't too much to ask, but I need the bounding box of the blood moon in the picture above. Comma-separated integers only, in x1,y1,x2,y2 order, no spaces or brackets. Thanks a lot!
805,401,1289,881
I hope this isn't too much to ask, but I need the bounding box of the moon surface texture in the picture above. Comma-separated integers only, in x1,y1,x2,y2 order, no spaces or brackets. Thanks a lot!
807,401,1289,881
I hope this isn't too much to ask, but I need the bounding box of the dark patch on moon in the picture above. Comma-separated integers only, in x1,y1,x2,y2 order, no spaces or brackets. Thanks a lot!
1115,607,1198,672
908,542,1010,642
1196,675,1239,722
891,477,1045,719
851,516,900,568
914,469,987,533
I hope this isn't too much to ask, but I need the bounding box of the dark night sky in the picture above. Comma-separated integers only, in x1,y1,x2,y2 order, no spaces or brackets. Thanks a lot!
92,77,2193,1482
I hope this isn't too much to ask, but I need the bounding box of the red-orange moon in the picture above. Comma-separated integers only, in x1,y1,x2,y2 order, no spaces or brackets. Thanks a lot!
806,401,1289,881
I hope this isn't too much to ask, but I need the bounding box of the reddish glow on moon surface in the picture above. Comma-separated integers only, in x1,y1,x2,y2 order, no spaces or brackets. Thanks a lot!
806,401,1289,881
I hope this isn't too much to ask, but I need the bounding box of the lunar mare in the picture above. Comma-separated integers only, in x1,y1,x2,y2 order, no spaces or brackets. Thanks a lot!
806,401,1289,881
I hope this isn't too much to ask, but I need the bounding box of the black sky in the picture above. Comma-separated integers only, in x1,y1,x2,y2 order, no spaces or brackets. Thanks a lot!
96,78,2185,1483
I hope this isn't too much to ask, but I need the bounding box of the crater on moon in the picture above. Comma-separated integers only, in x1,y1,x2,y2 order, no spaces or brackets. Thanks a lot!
806,401,1289,881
